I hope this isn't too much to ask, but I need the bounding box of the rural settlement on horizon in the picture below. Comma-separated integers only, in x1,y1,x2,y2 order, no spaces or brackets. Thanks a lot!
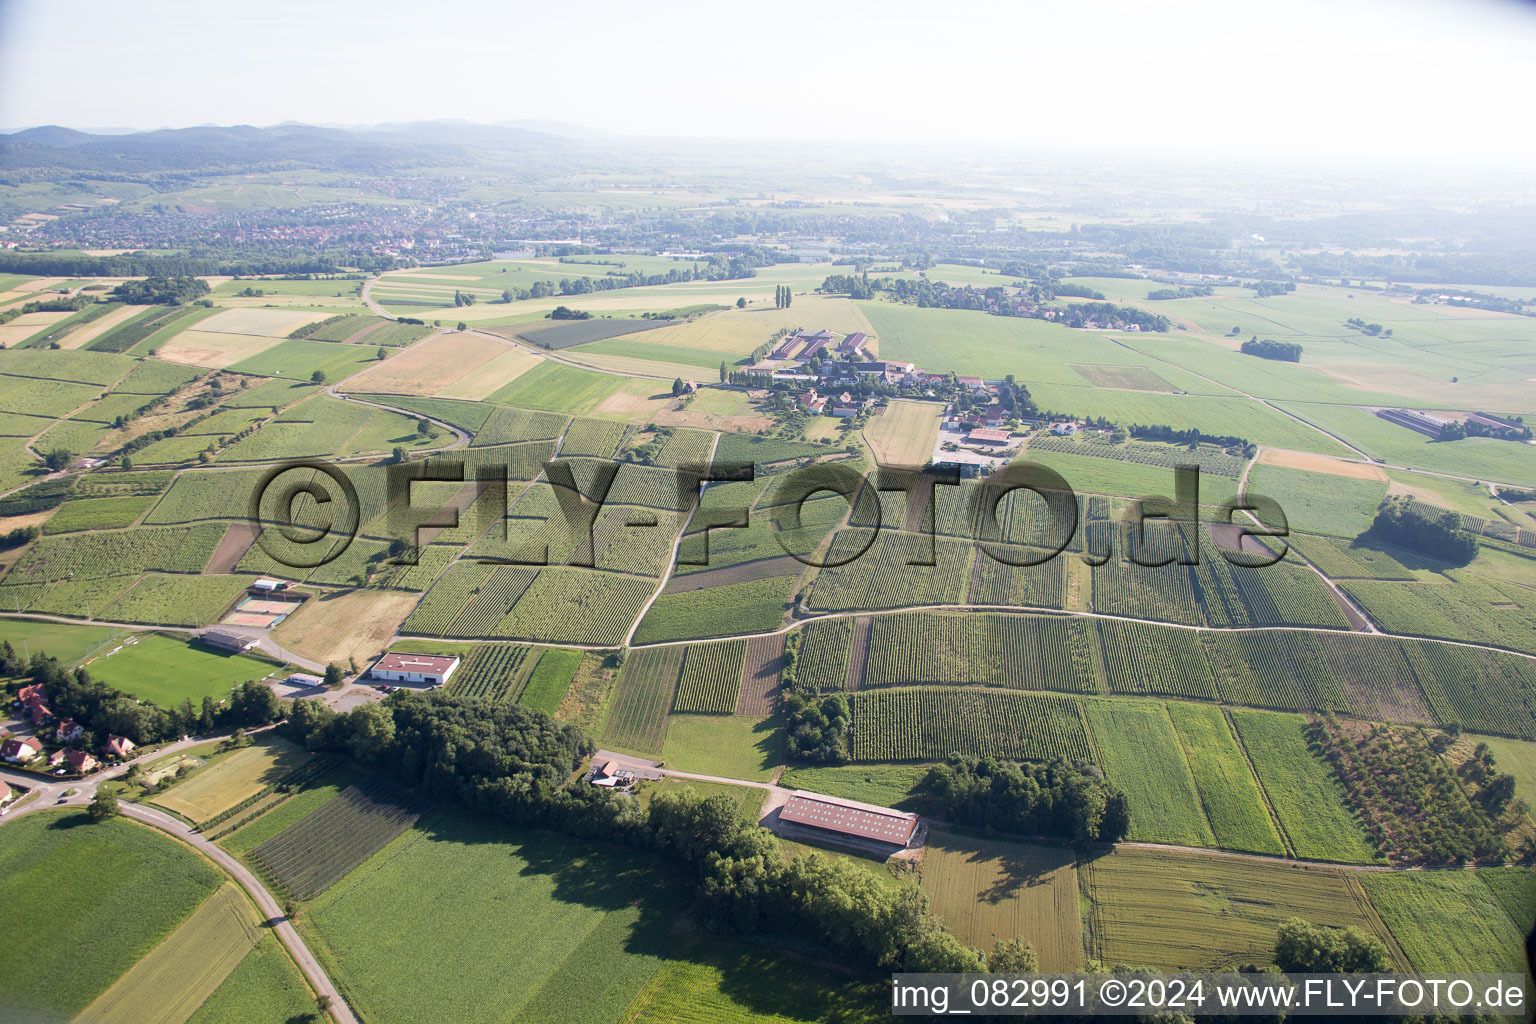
0,1,1533,1021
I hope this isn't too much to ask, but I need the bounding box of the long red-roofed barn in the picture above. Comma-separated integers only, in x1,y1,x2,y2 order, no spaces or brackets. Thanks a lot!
775,791,920,853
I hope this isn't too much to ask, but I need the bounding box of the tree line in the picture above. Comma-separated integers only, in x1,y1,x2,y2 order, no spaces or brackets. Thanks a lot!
278,691,1027,974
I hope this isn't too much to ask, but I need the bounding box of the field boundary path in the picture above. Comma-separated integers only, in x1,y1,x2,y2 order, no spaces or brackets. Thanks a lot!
117,801,360,1024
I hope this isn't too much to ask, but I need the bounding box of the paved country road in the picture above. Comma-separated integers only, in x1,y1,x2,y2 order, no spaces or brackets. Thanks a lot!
118,802,360,1024
0,730,359,1024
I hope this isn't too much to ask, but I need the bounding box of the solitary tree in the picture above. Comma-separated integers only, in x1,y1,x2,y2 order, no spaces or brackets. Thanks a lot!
719,361,728,383
416,418,430,437
323,663,345,688
671,377,685,397
43,449,71,471
87,789,118,822
310,370,327,384
736,296,747,308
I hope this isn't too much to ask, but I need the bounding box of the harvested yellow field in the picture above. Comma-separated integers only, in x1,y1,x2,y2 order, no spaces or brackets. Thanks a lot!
379,270,482,282
59,303,144,350
272,588,421,666
155,736,310,822
339,330,528,396
0,310,72,347
157,330,286,369
919,831,1084,970
1257,448,1387,481
76,883,263,1024
864,399,941,467
435,345,541,400
195,307,332,337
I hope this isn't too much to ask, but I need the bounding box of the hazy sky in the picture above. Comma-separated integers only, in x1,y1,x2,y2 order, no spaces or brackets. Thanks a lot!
3,0,1535,164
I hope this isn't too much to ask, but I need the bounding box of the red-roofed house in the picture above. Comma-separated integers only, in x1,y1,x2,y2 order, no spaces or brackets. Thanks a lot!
101,735,135,759
0,779,11,804
64,748,99,773
56,720,83,743
967,427,1012,445
16,683,46,706
27,702,54,727
368,653,461,687
800,391,827,415
2,736,44,763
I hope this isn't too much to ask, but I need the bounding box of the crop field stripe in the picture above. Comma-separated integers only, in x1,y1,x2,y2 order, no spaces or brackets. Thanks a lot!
1164,701,1285,855
601,646,685,753
846,687,1090,762
250,776,427,901
672,639,746,714
736,633,783,715
75,882,264,1024
1220,707,1295,858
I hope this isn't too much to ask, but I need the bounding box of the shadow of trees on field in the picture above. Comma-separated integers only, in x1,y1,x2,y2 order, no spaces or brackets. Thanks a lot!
408,805,885,1019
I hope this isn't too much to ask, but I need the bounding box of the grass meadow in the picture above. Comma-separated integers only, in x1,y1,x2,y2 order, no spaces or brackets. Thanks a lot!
919,831,1084,969
301,808,685,1024
1082,846,1396,971
0,811,222,1023
659,714,783,781
1359,871,1527,973
81,633,276,706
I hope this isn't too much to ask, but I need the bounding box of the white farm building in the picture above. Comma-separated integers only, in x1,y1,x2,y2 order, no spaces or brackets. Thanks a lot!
368,653,461,687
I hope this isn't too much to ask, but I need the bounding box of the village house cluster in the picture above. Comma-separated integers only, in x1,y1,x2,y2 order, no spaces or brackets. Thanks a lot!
2,681,134,778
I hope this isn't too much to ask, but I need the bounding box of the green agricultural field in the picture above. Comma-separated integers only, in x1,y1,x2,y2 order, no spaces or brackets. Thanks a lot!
227,339,379,381
659,714,782,781
518,647,584,714
1359,871,1526,973
301,807,687,1024
80,632,275,705
859,301,1211,390
1229,709,1380,863
1476,868,1536,935
488,360,625,414
252,777,426,901
847,687,1091,763
1083,700,1215,847
1082,846,1398,971
1163,703,1285,855
1019,446,1241,505
777,763,931,812
0,617,124,665
0,811,222,1023
1029,386,1355,457
1246,464,1388,538
185,934,317,1024
1278,402,1536,484
919,832,1084,970
77,882,264,1024
619,936,883,1024
633,575,797,643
